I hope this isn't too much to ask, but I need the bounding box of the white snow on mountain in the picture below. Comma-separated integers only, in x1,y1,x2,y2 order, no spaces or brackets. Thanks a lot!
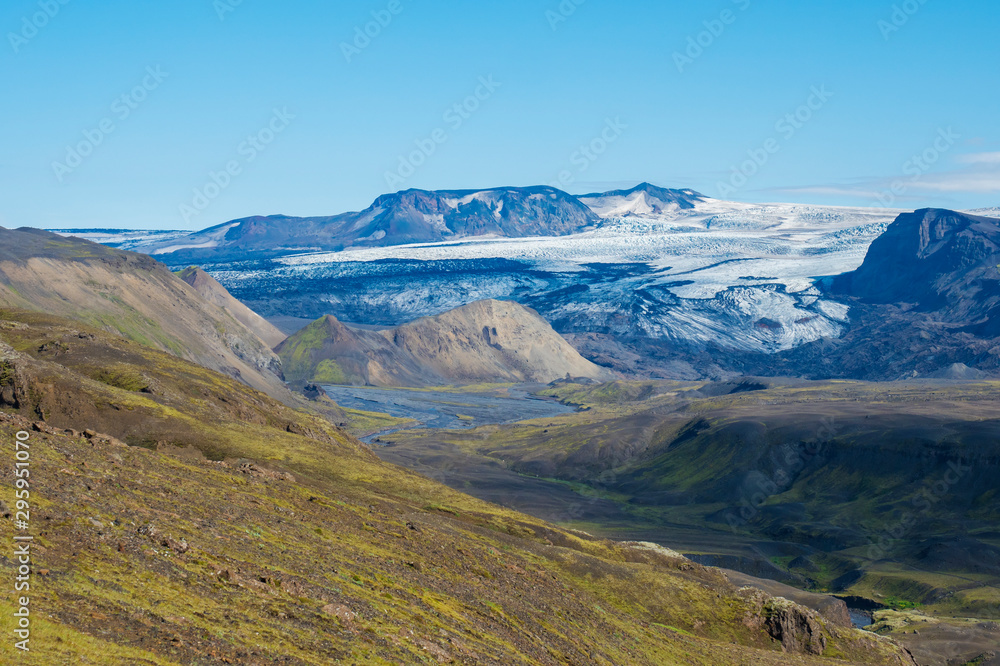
578,183,705,218
52,193,906,354
967,207,1000,218
52,229,189,251
264,199,900,352
279,200,895,297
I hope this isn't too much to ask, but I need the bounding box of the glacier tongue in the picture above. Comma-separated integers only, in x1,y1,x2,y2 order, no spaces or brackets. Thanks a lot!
55,198,903,354
212,200,900,354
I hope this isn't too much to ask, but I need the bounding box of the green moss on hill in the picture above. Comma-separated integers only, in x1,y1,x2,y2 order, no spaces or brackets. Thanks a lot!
0,310,914,664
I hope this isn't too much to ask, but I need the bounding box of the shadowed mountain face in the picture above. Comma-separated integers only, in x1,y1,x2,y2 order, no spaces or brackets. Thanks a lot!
834,208,1000,314
760,209,1000,380
829,208,1000,346
570,209,1000,381
277,299,616,387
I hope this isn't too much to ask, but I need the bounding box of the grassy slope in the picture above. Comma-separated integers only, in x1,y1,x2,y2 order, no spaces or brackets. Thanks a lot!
0,231,368,432
378,380,1000,623
0,311,913,664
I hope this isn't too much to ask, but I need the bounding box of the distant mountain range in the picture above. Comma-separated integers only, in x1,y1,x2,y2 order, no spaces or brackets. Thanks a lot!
967,206,1000,218
63,183,705,262
50,186,1000,381
165,190,899,366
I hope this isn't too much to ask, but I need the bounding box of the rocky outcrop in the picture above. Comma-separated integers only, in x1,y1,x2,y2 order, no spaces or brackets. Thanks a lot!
738,587,916,663
0,341,29,411
722,569,852,628
763,597,828,655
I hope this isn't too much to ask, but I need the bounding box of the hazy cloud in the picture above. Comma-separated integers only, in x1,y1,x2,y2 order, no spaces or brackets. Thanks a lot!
767,152,1000,202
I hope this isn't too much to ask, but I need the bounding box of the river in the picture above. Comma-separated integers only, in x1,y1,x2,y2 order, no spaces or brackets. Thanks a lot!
322,384,576,441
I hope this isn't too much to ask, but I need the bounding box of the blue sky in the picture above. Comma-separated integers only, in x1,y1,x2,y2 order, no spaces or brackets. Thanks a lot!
2,0,998,230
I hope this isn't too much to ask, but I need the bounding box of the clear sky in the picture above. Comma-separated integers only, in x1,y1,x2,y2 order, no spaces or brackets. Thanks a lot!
2,0,998,230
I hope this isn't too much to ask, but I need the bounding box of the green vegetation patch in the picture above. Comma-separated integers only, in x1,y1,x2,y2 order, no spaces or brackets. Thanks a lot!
87,365,151,392
313,359,349,384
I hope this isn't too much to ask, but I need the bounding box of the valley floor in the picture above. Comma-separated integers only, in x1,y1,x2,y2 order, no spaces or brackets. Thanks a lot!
365,378,1000,665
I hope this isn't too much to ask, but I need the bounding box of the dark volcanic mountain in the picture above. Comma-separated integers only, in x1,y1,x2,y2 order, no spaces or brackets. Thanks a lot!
834,208,1000,329
146,186,600,262
759,208,1000,379
567,208,1000,381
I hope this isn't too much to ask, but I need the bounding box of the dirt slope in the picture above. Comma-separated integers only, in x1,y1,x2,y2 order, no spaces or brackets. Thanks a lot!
0,227,288,398
278,299,616,387
177,266,287,348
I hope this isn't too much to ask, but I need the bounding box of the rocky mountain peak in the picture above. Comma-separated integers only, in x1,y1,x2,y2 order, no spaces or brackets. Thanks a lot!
834,209,1000,307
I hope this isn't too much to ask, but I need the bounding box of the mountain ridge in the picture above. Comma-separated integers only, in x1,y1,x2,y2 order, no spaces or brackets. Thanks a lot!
178,266,287,348
82,182,715,262
132,185,607,261
0,225,342,418
579,182,707,218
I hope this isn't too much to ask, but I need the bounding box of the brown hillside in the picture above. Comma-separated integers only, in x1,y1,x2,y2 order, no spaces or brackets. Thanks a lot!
178,266,287,348
278,300,616,387
0,228,328,416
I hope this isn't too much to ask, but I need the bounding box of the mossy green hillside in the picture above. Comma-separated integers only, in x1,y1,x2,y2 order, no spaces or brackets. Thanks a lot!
380,379,1000,621
0,312,913,664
